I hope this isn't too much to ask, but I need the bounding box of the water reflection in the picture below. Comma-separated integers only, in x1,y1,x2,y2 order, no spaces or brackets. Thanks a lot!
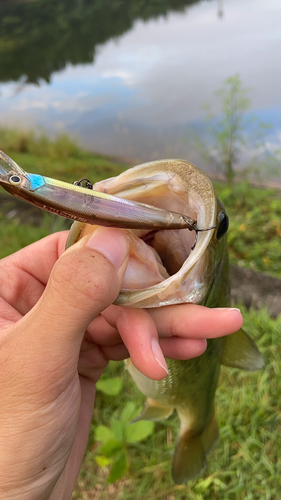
0,0,280,177
0,0,200,84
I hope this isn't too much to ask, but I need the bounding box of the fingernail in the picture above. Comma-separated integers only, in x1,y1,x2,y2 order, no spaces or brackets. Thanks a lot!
86,228,129,269
151,339,169,375
213,307,241,313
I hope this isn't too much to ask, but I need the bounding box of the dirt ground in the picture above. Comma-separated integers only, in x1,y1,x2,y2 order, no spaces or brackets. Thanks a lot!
230,265,281,318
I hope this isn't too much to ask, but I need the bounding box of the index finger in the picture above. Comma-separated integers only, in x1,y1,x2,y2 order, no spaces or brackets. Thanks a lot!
149,304,243,339
0,231,69,315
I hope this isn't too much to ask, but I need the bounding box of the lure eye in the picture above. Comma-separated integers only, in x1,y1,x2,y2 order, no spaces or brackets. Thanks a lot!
217,211,229,240
9,174,21,185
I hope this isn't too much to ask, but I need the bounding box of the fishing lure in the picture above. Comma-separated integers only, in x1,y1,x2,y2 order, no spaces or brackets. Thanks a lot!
0,151,216,247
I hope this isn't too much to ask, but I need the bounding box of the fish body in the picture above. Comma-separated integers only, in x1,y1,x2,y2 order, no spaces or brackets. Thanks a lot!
0,153,264,482
66,159,264,482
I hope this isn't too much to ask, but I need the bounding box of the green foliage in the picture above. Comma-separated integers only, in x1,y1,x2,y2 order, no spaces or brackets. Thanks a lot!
0,127,84,160
126,420,155,443
94,401,155,483
96,377,123,396
190,75,276,184
210,75,251,184
0,210,70,259
0,127,126,182
215,181,281,277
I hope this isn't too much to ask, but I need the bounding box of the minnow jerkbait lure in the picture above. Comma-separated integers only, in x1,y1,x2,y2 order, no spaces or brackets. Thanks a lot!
0,151,213,236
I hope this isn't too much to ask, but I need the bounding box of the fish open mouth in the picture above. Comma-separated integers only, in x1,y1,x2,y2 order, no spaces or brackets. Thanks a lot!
81,172,198,287
118,187,198,286
65,160,217,307
84,160,217,308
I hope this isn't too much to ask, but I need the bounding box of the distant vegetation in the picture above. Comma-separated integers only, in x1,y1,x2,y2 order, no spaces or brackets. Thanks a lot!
0,127,126,180
0,0,200,84
189,75,279,184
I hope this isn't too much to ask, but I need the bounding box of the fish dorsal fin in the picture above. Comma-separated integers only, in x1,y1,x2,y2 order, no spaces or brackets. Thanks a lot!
131,398,173,422
221,328,264,371
172,410,219,483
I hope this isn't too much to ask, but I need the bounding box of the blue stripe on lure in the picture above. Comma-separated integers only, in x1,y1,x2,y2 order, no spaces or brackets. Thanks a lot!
26,173,46,190
0,150,207,232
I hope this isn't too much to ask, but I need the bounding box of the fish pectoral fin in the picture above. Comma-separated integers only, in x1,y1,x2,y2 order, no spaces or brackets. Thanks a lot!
221,328,264,371
131,398,173,422
172,410,219,483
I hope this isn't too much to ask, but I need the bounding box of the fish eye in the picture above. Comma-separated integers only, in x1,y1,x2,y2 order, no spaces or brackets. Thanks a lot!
9,174,21,185
217,211,229,240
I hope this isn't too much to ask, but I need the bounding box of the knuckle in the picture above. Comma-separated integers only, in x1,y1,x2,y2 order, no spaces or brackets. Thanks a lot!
50,250,118,307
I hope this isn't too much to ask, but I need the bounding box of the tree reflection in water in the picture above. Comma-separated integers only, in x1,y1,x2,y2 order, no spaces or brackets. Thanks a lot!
0,0,200,84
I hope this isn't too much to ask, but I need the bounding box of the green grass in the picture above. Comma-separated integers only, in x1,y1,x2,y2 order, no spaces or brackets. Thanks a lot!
0,126,127,182
215,182,281,278
72,308,281,500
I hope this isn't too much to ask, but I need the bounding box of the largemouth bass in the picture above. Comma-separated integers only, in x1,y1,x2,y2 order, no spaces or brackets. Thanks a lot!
66,159,264,482
0,153,264,483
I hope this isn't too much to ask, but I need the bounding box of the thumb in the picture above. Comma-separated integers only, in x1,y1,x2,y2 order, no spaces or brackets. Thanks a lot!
23,227,129,353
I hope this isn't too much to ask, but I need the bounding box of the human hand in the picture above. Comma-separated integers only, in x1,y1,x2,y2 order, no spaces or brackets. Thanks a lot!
0,229,242,499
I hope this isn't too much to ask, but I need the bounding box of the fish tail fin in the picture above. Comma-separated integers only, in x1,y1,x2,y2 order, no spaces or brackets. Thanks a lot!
172,410,219,484
201,410,219,455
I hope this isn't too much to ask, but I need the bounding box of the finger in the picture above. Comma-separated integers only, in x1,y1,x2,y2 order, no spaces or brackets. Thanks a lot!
99,306,169,380
0,231,69,315
86,314,121,346
14,228,130,368
160,337,207,360
78,341,129,380
5,231,68,283
100,343,129,361
149,304,243,339
0,297,22,327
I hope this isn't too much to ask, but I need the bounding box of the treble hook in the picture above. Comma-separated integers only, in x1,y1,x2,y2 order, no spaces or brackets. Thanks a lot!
73,178,93,189
183,217,217,251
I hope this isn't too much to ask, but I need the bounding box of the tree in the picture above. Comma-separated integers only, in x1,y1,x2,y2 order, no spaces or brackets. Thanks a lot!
191,74,273,184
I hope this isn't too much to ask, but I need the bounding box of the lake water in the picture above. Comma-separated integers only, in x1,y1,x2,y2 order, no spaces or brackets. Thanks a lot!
0,0,280,179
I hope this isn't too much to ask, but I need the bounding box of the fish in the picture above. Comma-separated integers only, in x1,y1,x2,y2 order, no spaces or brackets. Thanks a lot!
0,152,264,483
66,159,264,482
